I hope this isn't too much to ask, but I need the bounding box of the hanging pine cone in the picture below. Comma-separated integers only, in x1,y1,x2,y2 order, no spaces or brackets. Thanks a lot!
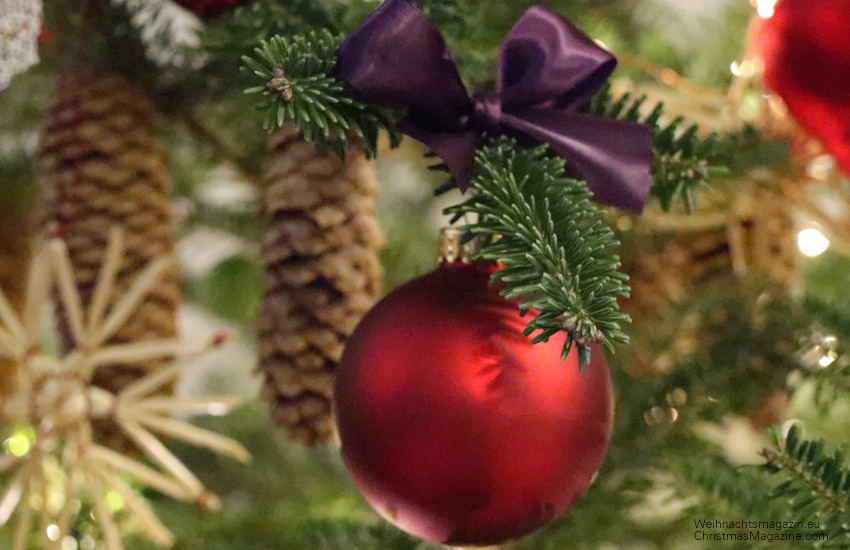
38,73,180,446
627,182,799,316
622,183,798,376
623,225,732,324
727,184,798,289
257,124,384,446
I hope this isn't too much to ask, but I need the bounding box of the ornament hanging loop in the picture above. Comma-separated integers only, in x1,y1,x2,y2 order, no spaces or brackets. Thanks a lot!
438,227,478,264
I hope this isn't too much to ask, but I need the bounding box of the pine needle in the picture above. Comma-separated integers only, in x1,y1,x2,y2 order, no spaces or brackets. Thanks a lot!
445,138,631,370
589,85,727,212
241,30,400,158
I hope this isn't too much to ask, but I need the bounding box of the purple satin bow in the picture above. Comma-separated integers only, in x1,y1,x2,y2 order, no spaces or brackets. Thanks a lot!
337,0,654,212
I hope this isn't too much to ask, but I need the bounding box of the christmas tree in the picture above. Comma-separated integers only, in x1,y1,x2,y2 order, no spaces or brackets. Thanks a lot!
3,0,850,548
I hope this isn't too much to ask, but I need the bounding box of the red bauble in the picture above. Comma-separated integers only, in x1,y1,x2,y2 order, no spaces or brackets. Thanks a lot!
170,0,256,19
334,262,614,546
758,0,850,173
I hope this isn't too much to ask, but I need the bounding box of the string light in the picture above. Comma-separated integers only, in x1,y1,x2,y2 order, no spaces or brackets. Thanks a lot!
798,228,830,257
4,432,30,457
730,60,756,77
105,491,125,512
756,0,778,18
819,352,837,368
806,155,835,181
644,405,679,426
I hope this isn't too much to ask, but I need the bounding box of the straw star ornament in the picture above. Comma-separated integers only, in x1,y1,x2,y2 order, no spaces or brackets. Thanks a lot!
0,228,250,550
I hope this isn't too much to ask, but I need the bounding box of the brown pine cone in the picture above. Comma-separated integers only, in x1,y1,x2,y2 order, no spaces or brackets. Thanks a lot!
727,185,797,289
39,73,179,446
257,125,384,446
623,184,797,376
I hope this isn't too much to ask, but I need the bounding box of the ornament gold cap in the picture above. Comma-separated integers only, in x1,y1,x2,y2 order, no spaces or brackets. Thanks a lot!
438,227,477,263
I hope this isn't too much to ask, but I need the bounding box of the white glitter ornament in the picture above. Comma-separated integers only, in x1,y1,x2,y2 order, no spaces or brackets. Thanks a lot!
0,0,42,89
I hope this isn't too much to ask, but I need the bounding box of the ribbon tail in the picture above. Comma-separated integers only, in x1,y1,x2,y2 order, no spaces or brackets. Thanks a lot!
503,110,653,212
400,121,478,192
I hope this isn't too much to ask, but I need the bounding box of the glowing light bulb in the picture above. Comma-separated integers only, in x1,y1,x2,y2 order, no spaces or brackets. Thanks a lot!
757,0,778,18
819,353,837,368
105,490,125,511
731,60,756,77
807,155,834,181
4,434,30,457
798,228,829,257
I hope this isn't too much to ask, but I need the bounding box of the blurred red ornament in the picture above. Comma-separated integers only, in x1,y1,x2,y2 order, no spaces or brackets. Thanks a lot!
758,0,850,174
37,29,53,45
334,261,614,546
171,0,256,19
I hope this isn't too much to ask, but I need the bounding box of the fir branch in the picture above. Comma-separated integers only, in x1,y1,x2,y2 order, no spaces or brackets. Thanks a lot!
445,138,630,370
589,85,726,212
804,295,850,345
241,30,400,158
674,456,789,524
762,425,850,545
801,362,850,412
326,0,465,33
202,0,336,63
795,298,850,407
411,0,466,29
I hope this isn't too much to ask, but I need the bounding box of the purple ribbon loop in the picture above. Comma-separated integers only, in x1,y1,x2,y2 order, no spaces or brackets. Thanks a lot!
337,0,653,212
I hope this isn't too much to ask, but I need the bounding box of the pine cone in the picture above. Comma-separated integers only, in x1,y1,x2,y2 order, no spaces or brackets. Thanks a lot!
39,73,179,446
626,182,798,324
257,125,384,446
623,184,797,376
728,185,797,288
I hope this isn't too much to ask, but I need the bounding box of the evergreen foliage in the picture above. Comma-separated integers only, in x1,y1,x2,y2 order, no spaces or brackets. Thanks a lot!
241,30,400,158
5,0,850,549
445,138,630,369
763,425,850,547
714,125,791,175
672,454,796,529
589,85,726,212
201,0,337,80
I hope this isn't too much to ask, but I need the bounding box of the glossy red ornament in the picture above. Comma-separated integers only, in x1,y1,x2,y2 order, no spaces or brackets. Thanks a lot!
758,0,850,174
170,0,256,19
334,261,614,546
